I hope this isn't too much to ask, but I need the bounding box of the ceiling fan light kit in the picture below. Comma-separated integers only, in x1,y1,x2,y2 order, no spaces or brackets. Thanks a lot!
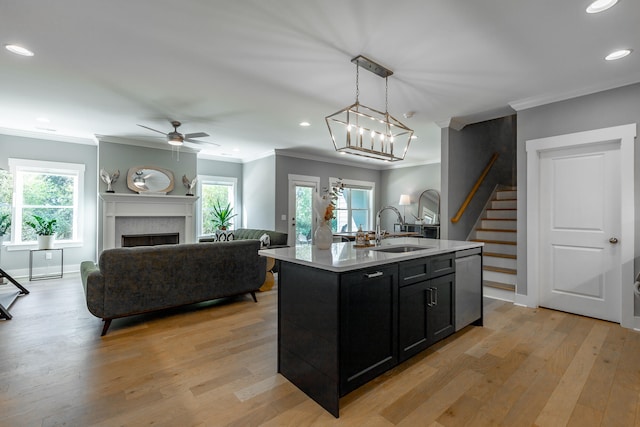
325,55,414,162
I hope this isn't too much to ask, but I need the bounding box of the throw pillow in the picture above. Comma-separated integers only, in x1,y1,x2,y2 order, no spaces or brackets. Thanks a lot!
259,233,270,248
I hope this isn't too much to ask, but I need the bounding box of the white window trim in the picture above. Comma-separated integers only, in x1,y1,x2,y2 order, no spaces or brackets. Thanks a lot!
6,158,85,251
197,175,239,235
330,177,375,232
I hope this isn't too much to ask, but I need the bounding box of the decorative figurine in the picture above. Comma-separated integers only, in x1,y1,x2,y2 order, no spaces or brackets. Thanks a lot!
182,175,197,196
99,169,120,193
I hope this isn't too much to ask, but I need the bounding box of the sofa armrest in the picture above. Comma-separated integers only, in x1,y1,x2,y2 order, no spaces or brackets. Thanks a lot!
80,261,105,318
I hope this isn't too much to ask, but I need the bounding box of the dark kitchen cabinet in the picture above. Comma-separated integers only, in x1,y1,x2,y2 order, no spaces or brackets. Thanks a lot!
340,264,398,395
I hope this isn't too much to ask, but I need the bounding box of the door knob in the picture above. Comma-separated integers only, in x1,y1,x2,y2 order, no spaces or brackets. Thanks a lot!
609,237,619,244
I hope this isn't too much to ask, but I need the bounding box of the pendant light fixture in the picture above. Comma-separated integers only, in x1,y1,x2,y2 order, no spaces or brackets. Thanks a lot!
325,55,414,162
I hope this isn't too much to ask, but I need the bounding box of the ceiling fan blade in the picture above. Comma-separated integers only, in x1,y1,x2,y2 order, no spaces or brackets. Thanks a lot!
137,124,168,135
184,132,209,139
185,138,220,146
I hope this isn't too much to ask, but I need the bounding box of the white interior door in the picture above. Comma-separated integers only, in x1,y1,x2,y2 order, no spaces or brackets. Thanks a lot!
287,175,319,247
538,141,621,322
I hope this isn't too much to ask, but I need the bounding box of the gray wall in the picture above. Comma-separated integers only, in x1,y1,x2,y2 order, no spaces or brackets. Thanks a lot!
243,155,276,230
379,163,441,231
517,83,640,303
442,115,517,240
98,141,197,195
274,154,382,233
0,134,97,277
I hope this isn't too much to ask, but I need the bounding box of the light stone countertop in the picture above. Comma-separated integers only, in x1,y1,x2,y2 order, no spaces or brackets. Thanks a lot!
258,237,483,273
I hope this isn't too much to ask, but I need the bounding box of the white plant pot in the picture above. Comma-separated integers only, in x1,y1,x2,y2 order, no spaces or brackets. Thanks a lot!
38,235,55,250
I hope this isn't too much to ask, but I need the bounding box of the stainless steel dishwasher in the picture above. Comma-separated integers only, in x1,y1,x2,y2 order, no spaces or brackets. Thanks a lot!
455,247,483,331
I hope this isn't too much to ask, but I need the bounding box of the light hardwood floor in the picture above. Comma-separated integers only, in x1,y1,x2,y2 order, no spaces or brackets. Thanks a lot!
1,274,640,426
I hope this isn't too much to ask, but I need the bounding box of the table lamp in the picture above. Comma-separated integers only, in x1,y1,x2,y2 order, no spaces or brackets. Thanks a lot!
399,194,411,224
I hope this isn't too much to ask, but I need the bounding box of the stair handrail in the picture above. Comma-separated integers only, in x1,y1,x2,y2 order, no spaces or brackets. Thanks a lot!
451,152,499,224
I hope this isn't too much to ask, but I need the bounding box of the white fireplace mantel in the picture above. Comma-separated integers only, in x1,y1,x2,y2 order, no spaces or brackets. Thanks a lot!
100,193,199,250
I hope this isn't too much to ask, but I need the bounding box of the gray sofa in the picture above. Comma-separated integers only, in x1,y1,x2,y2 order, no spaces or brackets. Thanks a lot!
198,228,287,247
81,240,266,336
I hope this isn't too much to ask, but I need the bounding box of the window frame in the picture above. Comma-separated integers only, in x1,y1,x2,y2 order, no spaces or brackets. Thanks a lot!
329,177,375,233
7,158,85,250
197,175,239,235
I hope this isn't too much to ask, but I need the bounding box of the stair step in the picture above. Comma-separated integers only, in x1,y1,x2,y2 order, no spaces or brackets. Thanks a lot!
491,200,517,209
478,241,517,256
483,255,517,270
483,269,517,285
480,219,517,230
484,252,516,259
475,229,517,242
484,280,516,292
496,190,517,200
484,265,517,275
486,209,517,219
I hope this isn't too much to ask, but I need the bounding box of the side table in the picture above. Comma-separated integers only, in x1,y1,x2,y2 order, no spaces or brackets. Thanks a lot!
29,248,63,281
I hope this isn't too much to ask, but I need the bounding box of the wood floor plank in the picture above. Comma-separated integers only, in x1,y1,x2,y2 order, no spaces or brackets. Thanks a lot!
2,274,640,426
535,323,609,426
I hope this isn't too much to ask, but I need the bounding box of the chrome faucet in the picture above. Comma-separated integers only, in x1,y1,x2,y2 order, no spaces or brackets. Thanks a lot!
375,206,404,244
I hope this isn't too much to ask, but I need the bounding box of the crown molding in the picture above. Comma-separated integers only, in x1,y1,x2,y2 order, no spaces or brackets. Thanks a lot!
0,127,97,145
510,78,640,111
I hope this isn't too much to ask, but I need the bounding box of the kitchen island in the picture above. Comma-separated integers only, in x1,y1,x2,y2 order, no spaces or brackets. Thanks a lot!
259,237,483,417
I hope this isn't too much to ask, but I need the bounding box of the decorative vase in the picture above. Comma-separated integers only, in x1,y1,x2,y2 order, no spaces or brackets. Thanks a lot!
314,221,333,250
37,235,55,250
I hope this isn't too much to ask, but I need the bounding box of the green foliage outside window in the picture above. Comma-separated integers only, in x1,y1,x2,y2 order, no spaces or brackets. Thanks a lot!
0,170,12,238
295,187,313,240
20,173,74,241
202,183,233,234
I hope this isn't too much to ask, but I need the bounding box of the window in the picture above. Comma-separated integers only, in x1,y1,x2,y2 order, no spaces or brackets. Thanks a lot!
330,177,375,233
198,175,238,234
8,159,85,246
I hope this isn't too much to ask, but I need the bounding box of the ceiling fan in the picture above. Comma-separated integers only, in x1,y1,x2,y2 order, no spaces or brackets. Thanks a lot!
137,120,219,147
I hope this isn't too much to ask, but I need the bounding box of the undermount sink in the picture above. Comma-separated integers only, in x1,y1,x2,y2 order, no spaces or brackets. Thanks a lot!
370,244,434,253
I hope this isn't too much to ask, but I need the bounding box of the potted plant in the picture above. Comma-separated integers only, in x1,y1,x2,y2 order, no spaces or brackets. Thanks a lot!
25,214,57,249
210,201,237,230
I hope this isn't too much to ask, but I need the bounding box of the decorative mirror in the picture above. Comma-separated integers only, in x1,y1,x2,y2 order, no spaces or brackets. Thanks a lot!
126,166,175,194
417,189,440,225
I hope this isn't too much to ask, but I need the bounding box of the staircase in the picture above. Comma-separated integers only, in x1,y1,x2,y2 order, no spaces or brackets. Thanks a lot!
470,187,517,301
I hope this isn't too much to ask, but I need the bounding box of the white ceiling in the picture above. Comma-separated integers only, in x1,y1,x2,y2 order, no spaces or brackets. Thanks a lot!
1,0,638,167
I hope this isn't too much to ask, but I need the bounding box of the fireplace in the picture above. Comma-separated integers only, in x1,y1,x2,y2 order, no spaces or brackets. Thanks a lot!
122,232,179,247
100,193,198,250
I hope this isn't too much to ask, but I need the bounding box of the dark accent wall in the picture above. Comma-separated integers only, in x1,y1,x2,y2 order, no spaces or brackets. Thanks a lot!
442,115,517,241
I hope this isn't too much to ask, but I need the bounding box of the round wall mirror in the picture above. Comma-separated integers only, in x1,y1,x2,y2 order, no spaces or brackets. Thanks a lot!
126,166,175,194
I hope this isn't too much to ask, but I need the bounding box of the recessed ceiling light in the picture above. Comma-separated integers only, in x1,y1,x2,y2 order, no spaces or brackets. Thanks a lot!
37,117,50,123
5,44,34,56
586,0,618,13
410,135,418,140
299,121,311,127
605,49,632,61
233,148,240,152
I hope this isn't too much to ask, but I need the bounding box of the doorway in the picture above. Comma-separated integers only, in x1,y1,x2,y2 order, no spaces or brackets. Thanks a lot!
526,124,636,327
287,175,319,247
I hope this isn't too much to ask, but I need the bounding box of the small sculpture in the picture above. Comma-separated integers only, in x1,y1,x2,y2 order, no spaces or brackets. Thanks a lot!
100,169,120,193
182,175,197,196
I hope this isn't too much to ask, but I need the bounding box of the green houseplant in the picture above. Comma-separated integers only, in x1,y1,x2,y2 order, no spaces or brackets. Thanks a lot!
25,214,58,249
210,202,237,230
0,213,10,236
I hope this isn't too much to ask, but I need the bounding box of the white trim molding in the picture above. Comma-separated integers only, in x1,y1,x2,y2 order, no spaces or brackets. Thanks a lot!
525,123,636,328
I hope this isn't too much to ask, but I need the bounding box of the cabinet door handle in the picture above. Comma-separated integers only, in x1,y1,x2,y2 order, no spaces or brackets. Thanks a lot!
432,287,438,306
425,288,433,307
364,271,383,279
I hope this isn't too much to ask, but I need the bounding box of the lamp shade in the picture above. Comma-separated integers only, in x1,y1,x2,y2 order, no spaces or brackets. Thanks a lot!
399,194,411,206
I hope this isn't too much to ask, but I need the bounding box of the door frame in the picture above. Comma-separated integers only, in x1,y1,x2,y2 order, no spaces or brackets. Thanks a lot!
524,123,636,328
287,174,320,247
